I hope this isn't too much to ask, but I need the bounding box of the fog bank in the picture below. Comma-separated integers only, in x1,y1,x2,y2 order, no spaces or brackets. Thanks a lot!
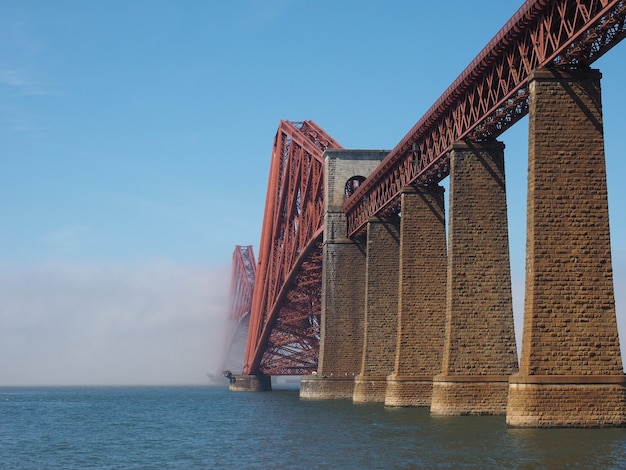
0,261,229,386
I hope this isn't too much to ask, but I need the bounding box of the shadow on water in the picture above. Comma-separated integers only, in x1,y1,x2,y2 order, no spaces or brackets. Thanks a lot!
266,393,626,469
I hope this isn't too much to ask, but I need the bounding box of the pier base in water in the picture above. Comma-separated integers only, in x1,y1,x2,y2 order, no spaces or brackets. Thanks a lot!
228,374,272,392
431,375,510,415
384,375,433,407
300,375,354,400
507,376,626,427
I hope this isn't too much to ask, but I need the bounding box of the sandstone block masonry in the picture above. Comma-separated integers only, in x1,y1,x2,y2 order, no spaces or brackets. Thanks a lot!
300,150,387,400
353,215,400,403
507,67,626,427
431,140,519,416
385,185,447,407
228,374,272,392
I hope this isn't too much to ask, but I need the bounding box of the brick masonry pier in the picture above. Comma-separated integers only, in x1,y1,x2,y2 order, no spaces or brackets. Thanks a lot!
300,150,387,400
506,68,626,427
431,140,519,416
385,185,447,407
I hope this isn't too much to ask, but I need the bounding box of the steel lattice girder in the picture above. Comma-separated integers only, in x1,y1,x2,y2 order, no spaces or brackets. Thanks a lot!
344,0,626,236
244,121,342,375
219,245,256,373
259,245,322,376
228,246,256,323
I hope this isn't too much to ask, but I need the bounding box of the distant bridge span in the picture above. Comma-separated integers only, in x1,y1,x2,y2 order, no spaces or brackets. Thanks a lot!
223,0,626,384
218,245,255,377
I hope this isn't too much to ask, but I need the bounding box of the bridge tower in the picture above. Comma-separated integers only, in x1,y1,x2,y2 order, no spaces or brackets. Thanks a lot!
300,149,388,399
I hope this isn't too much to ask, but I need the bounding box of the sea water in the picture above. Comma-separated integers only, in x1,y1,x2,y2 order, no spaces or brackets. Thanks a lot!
1,385,626,469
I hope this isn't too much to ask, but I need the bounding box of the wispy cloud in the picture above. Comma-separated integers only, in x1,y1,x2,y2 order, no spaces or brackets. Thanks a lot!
0,15,59,97
42,225,92,253
0,105,38,133
235,0,300,32
0,261,230,386
0,66,57,96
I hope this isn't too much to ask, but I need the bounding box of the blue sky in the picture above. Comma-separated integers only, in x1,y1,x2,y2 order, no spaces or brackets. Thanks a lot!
1,1,624,385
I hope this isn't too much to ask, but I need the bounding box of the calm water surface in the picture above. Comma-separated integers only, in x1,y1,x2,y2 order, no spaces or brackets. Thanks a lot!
1,385,625,469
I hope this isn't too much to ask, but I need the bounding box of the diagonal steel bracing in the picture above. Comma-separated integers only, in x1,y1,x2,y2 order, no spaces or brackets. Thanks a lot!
220,245,256,375
344,0,626,236
235,0,626,378
244,121,342,375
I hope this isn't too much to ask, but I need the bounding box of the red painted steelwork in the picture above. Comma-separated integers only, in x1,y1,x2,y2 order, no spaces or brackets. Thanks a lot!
244,121,342,376
344,0,626,236
227,245,256,341
219,245,256,374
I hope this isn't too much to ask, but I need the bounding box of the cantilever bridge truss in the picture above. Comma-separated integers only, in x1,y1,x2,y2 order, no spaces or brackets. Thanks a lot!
219,245,256,375
242,121,342,376
226,245,256,345
227,0,626,377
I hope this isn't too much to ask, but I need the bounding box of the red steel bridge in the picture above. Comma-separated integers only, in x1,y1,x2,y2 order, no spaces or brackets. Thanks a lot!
220,245,256,376
222,0,626,379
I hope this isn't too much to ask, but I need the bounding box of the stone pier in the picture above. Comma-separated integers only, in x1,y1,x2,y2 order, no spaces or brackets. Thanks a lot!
353,215,400,403
507,68,626,427
431,140,518,416
228,374,272,392
385,185,447,407
300,149,387,400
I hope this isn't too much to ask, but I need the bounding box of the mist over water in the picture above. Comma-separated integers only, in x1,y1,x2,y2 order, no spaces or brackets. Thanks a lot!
0,261,230,386
1,257,625,387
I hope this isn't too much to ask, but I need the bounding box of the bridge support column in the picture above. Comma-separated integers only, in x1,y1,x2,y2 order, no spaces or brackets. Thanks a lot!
301,150,388,400
385,185,447,407
507,68,626,427
300,236,366,399
431,140,518,416
228,374,272,392
353,215,400,403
